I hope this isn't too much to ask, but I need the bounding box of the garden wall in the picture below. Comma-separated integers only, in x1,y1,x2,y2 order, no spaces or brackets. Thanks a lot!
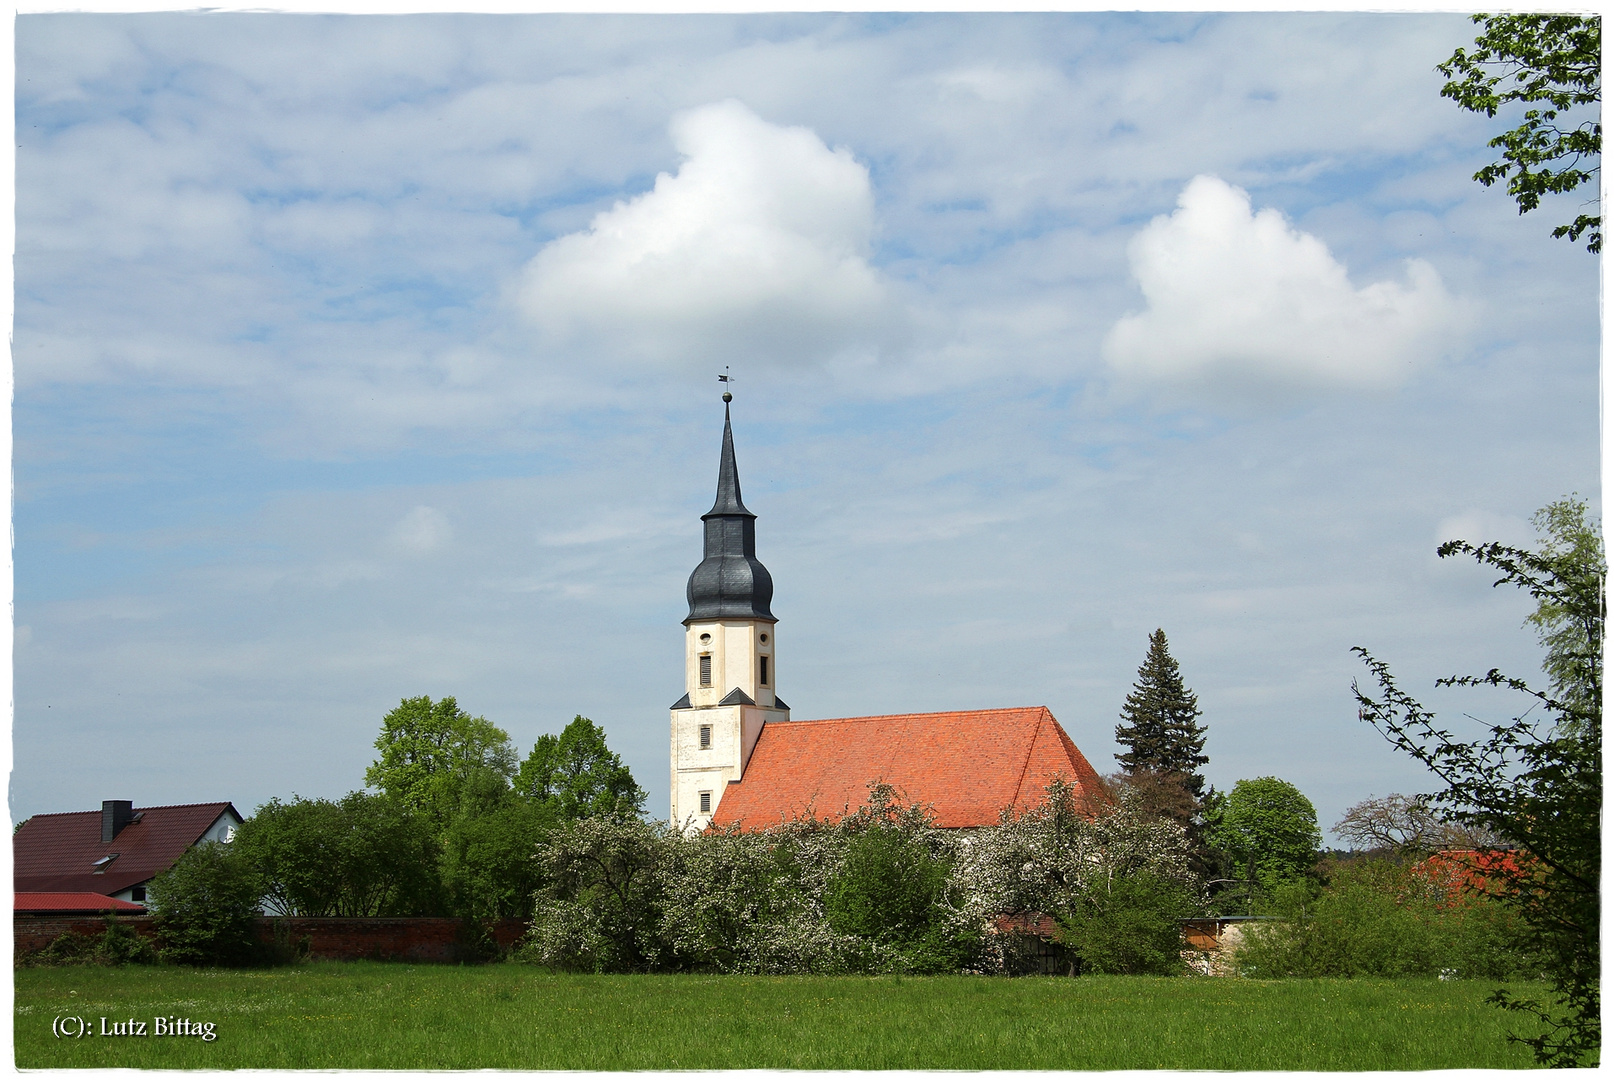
15,915,530,963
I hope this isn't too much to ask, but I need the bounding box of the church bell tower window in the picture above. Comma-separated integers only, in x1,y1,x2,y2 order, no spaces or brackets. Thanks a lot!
699,654,712,686
699,791,712,814
699,724,712,749
759,655,769,686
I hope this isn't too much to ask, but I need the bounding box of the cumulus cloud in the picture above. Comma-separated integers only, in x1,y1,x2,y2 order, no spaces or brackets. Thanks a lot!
518,99,897,367
1103,175,1461,393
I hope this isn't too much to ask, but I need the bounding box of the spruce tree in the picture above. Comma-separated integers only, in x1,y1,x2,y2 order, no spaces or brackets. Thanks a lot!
1115,629,1209,800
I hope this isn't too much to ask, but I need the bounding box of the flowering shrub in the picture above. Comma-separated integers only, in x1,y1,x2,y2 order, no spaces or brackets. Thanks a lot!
518,780,1201,975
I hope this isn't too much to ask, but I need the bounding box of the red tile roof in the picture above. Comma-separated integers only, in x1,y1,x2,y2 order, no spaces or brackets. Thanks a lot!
15,892,147,914
710,707,1104,830
14,802,239,896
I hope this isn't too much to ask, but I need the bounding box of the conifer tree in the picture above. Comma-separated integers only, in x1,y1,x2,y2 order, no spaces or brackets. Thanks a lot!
1115,630,1210,800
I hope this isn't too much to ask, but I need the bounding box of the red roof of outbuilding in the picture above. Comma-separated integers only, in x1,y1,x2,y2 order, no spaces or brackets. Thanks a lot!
15,892,147,914
709,707,1103,830
14,802,240,896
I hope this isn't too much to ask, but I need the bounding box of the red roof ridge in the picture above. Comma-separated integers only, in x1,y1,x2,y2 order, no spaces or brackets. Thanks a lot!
1008,711,1047,810
23,800,234,820
789,706,1054,726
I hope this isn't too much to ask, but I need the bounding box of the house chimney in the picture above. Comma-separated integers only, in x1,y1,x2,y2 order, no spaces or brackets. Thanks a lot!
101,800,135,843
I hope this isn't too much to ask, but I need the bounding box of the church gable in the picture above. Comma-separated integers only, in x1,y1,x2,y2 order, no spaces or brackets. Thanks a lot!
709,707,1103,830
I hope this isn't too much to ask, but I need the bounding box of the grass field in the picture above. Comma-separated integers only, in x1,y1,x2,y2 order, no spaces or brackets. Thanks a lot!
16,962,1539,1070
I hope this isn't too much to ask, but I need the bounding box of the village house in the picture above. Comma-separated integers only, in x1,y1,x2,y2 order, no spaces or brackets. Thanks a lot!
14,799,242,911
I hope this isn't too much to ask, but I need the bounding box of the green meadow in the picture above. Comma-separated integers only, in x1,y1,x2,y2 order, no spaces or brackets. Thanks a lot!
16,962,1538,1070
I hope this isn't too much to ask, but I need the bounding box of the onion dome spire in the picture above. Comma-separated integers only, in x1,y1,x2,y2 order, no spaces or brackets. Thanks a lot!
685,397,775,624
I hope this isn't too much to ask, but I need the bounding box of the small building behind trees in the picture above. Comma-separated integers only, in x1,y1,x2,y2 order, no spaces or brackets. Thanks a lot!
14,800,242,906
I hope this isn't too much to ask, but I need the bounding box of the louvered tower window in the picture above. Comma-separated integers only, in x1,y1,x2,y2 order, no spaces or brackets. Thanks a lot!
699,654,712,686
699,791,712,814
699,725,712,749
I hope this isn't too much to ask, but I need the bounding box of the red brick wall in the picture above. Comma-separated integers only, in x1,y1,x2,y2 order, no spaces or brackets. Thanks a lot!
16,915,529,963
15,915,161,957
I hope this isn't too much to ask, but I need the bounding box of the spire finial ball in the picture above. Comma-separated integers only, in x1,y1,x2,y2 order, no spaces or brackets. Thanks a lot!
722,391,732,403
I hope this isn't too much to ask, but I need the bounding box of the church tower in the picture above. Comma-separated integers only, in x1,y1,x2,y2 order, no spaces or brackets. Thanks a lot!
670,395,789,831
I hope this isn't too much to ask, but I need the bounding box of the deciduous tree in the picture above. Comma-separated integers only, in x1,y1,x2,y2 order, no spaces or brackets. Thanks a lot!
147,840,263,966
365,696,517,828
238,791,443,917
1207,777,1321,895
1333,793,1498,855
1438,15,1601,252
517,715,645,820
1353,496,1602,1066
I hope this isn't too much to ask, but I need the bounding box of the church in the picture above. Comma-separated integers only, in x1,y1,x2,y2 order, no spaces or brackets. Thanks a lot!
670,396,1104,831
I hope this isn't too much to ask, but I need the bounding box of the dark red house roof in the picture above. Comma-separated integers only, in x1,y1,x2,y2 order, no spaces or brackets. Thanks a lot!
15,892,147,914
14,802,239,896
710,706,1103,830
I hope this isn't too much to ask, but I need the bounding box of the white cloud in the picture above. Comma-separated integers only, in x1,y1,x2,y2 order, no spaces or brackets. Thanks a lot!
1103,175,1461,393
518,99,896,368
387,506,453,557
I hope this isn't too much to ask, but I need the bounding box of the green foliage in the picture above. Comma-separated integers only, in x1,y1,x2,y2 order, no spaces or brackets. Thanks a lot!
1058,870,1193,975
365,695,517,828
1437,15,1601,252
1236,857,1538,980
822,797,976,975
1353,496,1602,1065
517,715,646,820
1206,777,1321,895
23,916,157,967
237,791,444,917
1525,495,1604,722
147,840,263,966
1114,629,1209,803
440,797,557,920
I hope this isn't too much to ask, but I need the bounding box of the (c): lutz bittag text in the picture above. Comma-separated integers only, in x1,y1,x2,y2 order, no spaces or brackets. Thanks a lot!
53,1015,217,1041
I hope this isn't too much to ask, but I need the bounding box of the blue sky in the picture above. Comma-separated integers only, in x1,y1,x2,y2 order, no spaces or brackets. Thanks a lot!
12,12,1601,838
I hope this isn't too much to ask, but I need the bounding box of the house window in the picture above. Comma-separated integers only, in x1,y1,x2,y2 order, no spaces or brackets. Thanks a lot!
699,724,712,749
699,654,712,686
699,791,712,814
130,886,146,903
759,655,769,686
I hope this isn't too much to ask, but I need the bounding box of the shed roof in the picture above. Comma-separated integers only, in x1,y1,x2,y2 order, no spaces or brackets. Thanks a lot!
709,706,1103,830
15,892,147,914
14,802,239,896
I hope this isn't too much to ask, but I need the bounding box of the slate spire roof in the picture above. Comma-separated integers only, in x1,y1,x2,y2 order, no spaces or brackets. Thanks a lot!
709,707,1104,830
685,402,776,624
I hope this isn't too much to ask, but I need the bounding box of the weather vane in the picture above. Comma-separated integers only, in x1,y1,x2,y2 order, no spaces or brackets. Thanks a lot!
719,366,732,403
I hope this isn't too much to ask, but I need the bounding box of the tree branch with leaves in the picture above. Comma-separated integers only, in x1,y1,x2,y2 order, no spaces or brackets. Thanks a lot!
1438,15,1602,252
1352,496,1602,1065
